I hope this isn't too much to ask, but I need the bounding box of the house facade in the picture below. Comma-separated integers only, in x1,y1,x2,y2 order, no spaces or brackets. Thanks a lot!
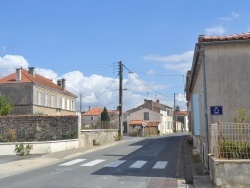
175,110,188,131
186,32,250,171
82,107,119,129
126,99,173,135
0,67,77,115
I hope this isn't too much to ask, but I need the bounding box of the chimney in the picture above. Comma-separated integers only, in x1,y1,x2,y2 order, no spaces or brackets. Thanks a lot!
28,67,35,77
89,106,91,111
62,78,66,91
156,99,160,103
57,79,62,88
16,68,21,81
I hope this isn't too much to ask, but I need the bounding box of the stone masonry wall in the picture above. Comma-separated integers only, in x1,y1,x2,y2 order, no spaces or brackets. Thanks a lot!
79,130,118,148
0,115,78,142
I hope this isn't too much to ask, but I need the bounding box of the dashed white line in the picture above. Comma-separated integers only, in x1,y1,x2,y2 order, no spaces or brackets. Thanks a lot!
81,159,105,167
129,160,147,168
105,160,126,167
152,161,168,169
59,159,86,166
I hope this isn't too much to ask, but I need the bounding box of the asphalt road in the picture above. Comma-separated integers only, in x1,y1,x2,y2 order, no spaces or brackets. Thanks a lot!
0,134,185,188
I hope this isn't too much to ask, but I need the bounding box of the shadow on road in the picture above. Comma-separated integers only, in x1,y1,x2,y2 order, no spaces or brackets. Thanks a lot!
92,135,187,178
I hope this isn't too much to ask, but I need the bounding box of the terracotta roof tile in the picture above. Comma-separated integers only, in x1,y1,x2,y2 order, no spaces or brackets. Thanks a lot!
0,68,76,97
83,108,103,116
198,32,250,43
82,108,119,116
175,111,188,116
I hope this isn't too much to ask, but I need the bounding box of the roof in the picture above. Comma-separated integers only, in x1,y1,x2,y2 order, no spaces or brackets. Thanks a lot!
175,111,188,116
83,108,119,116
198,32,250,43
129,120,159,127
0,68,76,97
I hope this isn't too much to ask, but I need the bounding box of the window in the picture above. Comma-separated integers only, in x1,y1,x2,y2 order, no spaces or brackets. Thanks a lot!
38,92,42,105
44,94,48,106
62,98,65,109
67,99,70,110
71,100,74,111
51,95,54,108
57,97,60,108
90,117,94,120
144,112,149,120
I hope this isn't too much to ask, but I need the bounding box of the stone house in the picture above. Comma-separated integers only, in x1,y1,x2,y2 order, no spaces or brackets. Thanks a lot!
186,32,250,171
81,107,119,129
0,67,77,115
126,99,173,135
175,110,188,131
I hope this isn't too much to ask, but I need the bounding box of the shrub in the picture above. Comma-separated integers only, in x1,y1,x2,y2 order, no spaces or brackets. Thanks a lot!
14,143,33,156
185,136,193,145
0,95,14,116
220,141,250,159
93,139,100,146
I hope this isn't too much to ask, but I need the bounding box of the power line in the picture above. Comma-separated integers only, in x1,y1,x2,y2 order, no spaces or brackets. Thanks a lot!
95,74,119,99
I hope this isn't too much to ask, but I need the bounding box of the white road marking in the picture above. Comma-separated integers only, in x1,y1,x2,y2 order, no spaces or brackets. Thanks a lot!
81,159,105,167
59,159,86,166
129,160,147,168
105,160,126,167
152,161,168,169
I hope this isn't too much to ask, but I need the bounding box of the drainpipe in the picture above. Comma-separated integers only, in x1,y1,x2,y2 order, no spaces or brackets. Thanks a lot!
201,50,210,172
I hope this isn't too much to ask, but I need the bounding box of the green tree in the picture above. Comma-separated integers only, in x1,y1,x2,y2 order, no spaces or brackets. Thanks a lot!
101,107,110,128
0,95,14,116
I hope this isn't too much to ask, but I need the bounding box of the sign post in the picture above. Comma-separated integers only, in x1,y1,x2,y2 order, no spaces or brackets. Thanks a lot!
142,122,147,136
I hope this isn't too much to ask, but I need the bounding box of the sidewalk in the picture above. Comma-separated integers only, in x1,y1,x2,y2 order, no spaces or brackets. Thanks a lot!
176,137,215,188
0,140,127,179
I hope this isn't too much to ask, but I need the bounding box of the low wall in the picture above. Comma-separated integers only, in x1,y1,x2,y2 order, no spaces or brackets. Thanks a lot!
1,129,119,155
0,115,78,142
79,129,118,148
209,157,250,187
0,139,79,155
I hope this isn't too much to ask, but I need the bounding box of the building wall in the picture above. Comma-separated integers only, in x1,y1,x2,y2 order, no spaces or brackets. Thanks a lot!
190,62,203,138
33,84,76,115
82,115,100,127
0,83,33,114
0,115,78,142
205,43,250,126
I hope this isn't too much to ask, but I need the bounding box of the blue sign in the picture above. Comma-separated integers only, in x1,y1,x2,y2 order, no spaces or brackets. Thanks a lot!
210,106,223,115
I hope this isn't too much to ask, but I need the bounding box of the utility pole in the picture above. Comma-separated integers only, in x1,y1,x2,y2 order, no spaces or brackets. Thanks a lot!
118,61,123,140
80,94,82,113
174,93,176,132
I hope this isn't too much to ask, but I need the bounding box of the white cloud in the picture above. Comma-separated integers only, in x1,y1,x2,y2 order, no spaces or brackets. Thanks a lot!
36,68,58,81
0,55,29,77
0,54,174,111
205,26,226,36
147,70,155,75
219,11,239,21
143,51,193,73
232,11,239,18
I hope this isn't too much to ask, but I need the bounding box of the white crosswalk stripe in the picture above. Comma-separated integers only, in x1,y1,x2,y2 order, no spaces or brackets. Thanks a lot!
105,160,126,167
58,159,168,169
152,161,168,169
129,160,147,168
81,159,105,167
59,159,86,166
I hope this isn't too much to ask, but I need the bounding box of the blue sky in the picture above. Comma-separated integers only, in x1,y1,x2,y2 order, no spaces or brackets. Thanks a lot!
0,1,249,111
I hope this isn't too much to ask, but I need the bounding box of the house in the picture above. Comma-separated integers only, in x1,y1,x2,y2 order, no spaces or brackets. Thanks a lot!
186,32,250,171
0,67,77,115
126,99,173,135
175,110,188,131
81,107,119,129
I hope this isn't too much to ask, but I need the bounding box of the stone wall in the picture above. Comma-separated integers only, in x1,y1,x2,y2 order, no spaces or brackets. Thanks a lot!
79,129,118,148
209,157,250,187
0,115,78,142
